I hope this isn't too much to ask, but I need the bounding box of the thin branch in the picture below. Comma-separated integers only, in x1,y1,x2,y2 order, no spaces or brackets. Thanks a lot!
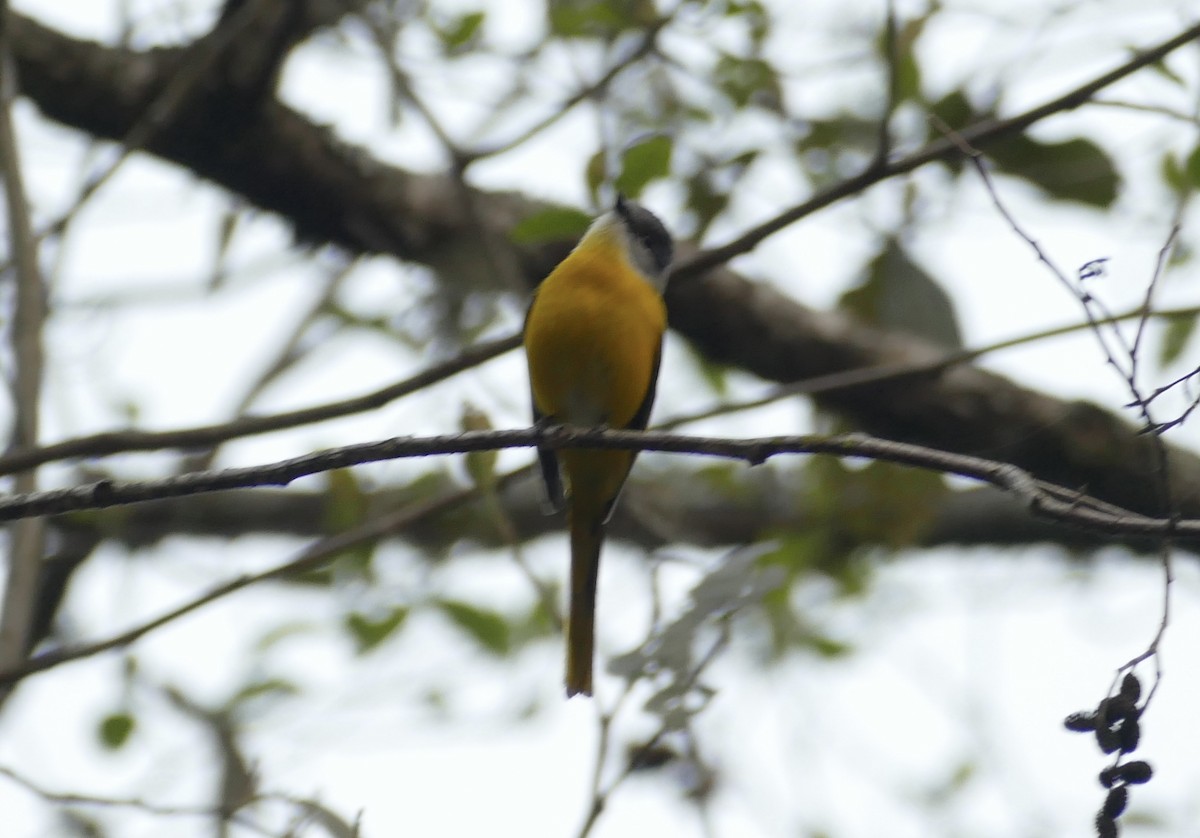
675,19,1200,280
469,18,667,161
869,1,900,171
0,427,1196,540
0,764,214,818
0,331,520,476
0,471,495,687
942,96,1198,722
10,299,1200,481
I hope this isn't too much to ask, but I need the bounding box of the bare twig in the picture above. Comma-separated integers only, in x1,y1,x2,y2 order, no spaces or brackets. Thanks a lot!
939,98,1197,721
675,20,1200,280
0,468,505,687
0,764,214,818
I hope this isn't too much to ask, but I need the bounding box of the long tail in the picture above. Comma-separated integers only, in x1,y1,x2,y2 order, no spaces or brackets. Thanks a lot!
565,505,604,697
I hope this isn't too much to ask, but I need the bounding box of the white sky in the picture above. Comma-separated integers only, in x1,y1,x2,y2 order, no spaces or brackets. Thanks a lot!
4,1,1200,837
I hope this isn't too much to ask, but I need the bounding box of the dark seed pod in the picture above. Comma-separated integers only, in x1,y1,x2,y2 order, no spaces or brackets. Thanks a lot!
1103,785,1129,819
1118,717,1140,753
1117,760,1153,785
1106,696,1139,724
1095,813,1118,838
1099,765,1121,788
1119,672,1141,704
1065,711,1097,732
1096,723,1121,754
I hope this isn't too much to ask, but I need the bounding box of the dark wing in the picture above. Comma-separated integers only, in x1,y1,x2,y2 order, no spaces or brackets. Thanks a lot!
599,339,663,524
533,405,565,513
627,340,663,433
525,295,565,513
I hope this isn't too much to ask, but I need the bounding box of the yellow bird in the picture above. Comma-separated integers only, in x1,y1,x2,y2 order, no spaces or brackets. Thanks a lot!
523,195,673,697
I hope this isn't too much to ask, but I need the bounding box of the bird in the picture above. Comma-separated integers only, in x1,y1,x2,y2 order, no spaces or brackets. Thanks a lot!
523,195,674,697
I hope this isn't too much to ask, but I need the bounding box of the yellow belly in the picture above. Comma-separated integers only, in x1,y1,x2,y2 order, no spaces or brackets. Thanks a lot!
525,244,666,430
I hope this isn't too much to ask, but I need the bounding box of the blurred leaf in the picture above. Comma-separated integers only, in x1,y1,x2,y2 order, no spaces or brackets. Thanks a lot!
346,607,410,654
98,712,135,750
510,207,591,246
255,621,319,652
437,599,511,655
835,460,946,550
547,0,655,39
927,89,976,175
435,10,484,52
1161,151,1186,194
460,402,498,490
1185,144,1200,190
585,150,607,207
230,677,301,710
685,150,756,238
714,54,782,111
725,0,769,47
989,134,1119,207
807,632,853,659
286,798,361,838
795,455,947,582
324,469,368,532
841,238,962,350
58,811,106,838
1146,57,1186,87
615,135,673,199
1160,312,1198,367
316,469,375,582
928,88,974,131
878,14,928,103
797,116,884,158
685,173,730,239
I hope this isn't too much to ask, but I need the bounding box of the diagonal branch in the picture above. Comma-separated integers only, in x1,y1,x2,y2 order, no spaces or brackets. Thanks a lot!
0,333,519,476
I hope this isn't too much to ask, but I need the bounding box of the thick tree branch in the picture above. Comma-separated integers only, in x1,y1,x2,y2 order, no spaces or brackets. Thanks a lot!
0,6,48,667
10,12,1200,524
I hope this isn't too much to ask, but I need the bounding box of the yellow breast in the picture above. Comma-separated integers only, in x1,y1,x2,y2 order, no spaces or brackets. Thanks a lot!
525,234,666,429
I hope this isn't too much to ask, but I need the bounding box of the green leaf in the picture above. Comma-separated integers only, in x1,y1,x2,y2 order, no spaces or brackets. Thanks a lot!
989,134,1119,208
725,0,770,47
1185,144,1200,190
879,15,928,103
98,712,135,750
615,135,673,199
1146,57,1186,87
1161,151,1186,194
714,54,782,111
436,10,485,52
1160,312,1198,367
460,403,497,490
510,207,591,246
548,0,652,39
324,469,367,532
685,173,729,239
797,116,886,159
437,599,511,656
928,89,975,132
840,238,962,350
229,678,301,712
316,469,375,582
346,607,410,654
